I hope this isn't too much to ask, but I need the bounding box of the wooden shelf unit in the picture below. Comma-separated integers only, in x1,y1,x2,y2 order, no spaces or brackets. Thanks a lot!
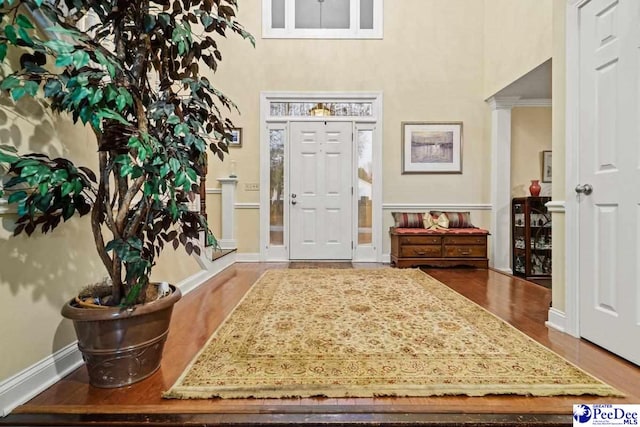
511,197,552,278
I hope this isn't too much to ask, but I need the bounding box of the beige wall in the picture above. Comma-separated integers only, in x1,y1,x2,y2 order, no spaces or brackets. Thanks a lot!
484,0,553,98
510,107,552,198
213,0,490,254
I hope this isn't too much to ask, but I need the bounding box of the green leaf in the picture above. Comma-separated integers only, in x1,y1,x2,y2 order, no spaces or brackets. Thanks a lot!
38,182,48,196
115,93,127,111
160,164,170,178
17,27,33,46
174,123,189,136
4,25,17,44
20,165,40,177
61,181,74,197
167,115,180,125
7,190,27,204
44,39,74,53
23,80,39,96
175,171,186,186
52,169,68,182
144,14,156,32
90,88,103,105
10,87,26,101
0,44,7,62
168,158,180,173
43,79,62,97
186,168,197,182
0,151,18,163
98,109,129,125
16,15,35,30
71,86,90,107
55,54,73,67
0,75,20,90
72,50,90,68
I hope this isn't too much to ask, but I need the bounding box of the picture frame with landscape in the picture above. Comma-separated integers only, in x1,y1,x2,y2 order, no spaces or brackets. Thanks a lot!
229,128,242,147
401,122,463,174
542,150,552,182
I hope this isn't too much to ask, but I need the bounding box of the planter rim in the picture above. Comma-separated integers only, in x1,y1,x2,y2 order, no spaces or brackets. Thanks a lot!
61,284,181,322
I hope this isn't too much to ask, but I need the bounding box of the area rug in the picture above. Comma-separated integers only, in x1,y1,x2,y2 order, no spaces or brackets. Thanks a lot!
164,268,620,399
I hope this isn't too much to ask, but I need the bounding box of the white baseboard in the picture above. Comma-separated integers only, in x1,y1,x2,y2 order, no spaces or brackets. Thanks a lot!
0,255,237,417
236,253,260,262
217,239,237,250
179,253,236,296
545,307,567,332
494,267,513,275
0,342,83,417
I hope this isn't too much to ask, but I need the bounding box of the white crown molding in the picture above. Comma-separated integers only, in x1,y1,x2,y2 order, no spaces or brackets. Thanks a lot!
545,200,566,213
234,202,260,210
516,98,552,107
382,203,492,211
486,96,521,110
205,188,222,194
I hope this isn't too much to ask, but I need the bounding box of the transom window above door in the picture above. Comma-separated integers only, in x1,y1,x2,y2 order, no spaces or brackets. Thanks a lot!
263,0,383,39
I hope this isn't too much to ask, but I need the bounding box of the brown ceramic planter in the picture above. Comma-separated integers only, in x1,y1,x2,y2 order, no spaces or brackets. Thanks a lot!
61,285,181,388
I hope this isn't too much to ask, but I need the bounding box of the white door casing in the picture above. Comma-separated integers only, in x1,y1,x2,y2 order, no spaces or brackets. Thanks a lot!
289,121,353,260
575,0,640,365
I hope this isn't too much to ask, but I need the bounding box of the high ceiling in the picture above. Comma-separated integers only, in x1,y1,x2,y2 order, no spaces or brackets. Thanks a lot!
492,59,552,100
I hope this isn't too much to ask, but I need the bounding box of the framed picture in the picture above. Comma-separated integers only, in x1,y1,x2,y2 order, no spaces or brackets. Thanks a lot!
541,150,552,182
229,128,242,147
401,122,463,174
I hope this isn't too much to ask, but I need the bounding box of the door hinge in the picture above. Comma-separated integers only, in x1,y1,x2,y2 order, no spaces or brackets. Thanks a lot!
351,186,353,195
351,241,354,249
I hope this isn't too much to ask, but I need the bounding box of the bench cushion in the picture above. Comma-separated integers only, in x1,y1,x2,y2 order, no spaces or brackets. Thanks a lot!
391,227,489,235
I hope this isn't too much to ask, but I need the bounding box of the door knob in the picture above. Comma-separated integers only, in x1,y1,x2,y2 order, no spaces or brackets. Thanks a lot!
575,184,593,195
291,200,297,205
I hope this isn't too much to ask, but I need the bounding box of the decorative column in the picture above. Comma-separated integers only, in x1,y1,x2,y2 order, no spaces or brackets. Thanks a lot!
217,177,238,250
487,96,519,273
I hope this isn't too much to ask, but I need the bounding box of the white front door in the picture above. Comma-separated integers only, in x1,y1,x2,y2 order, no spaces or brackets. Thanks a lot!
577,0,640,365
289,121,353,260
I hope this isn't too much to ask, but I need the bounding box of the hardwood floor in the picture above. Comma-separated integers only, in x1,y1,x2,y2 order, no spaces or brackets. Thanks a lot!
3,263,639,426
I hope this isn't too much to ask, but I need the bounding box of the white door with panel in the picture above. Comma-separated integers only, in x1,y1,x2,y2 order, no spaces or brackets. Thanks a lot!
577,0,640,364
289,121,353,260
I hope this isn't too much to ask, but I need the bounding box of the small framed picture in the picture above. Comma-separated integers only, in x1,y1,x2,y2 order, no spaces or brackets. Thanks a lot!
401,122,463,174
541,150,552,183
229,128,242,147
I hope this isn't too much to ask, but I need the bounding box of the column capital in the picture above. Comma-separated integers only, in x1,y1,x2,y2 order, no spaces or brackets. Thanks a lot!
217,177,238,185
487,96,521,110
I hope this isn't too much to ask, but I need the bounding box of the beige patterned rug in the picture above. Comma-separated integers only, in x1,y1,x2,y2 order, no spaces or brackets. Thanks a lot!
164,268,620,399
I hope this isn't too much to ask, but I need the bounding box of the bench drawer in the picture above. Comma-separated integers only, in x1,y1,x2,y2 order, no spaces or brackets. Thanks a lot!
443,245,486,258
399,236,442,245
400,245,442,258
443,236,486,245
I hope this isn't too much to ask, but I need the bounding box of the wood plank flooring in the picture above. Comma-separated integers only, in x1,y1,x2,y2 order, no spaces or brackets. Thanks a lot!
3,263,639,426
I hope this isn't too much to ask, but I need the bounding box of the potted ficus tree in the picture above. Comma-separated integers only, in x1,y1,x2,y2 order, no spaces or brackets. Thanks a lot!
0,0,253,387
